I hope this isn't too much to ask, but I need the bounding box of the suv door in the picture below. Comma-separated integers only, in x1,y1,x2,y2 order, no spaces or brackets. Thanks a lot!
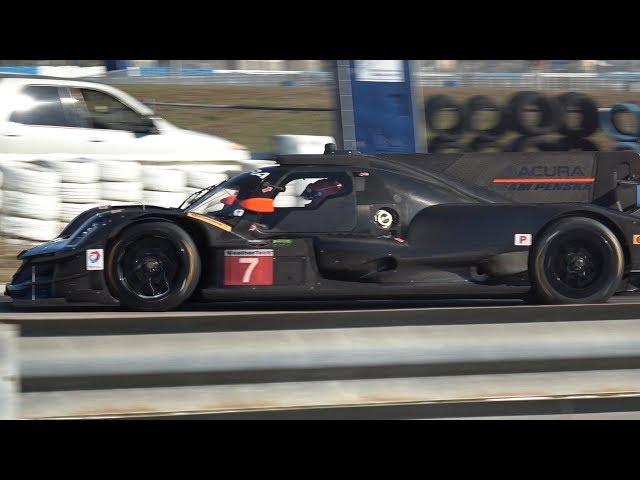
68,87,158,157
3,85,89,154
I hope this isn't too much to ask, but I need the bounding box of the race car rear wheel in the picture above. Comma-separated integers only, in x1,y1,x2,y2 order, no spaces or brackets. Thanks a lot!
530,217,624,304
106,221,201,311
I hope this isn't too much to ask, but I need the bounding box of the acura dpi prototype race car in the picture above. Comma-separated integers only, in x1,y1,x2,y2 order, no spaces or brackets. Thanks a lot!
7,148,640,311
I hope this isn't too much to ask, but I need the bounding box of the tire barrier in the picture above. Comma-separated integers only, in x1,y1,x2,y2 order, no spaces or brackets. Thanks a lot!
506,91,563,136
141,166,187,193
556,137,599,152
0,216,62,242
186,172,228,190
33,158,100,184
100,181,144,203
425,91,608,152
60,202,102,223
465,95,506,137
59,182,101,203
427,135,467,153
181,164,235,189
98,159,143,182
468,135,502,152
99,160,144,205
506,136,554,152
0,156,261,242
0,162,60,196
2,191,60,221
143,190,187,208
425,95,468,138
600,102,640,142
556,92,599,139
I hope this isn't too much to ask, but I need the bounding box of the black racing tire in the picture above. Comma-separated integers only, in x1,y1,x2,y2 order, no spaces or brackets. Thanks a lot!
428,135,466,153
464,95,507,137
425,95,468,137
106,221,201,311
506,91,563,136
556,92,599,139
530,217,624,304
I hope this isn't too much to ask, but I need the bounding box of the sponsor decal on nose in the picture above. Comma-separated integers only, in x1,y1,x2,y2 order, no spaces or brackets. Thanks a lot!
86,248,104,270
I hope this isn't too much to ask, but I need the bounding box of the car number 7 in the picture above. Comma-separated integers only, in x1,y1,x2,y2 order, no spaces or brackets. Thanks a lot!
238,257,259,283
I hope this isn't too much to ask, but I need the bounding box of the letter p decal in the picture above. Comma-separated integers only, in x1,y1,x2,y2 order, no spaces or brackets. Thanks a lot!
515,234,532,246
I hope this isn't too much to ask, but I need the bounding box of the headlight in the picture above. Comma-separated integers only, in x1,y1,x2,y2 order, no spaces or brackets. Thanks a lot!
67,216,109,247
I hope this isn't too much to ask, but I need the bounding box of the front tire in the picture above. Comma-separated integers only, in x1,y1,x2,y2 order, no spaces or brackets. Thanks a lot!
106,221,201,311
530,217,624,304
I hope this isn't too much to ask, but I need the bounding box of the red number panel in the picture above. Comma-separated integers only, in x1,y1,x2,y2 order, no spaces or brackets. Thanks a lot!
224,249,274,286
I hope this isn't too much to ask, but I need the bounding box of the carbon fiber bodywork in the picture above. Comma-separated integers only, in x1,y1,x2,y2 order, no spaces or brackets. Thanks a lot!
8,151,640,308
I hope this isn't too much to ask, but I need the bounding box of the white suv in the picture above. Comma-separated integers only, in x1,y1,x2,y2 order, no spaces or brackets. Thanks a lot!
0,75,251,162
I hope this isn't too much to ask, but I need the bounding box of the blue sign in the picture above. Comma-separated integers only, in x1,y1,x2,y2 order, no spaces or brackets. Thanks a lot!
347,60,424,154
105,60,130,71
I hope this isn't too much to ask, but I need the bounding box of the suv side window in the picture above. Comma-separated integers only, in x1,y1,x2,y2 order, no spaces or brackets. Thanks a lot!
71,88,146,131
9,85,71,127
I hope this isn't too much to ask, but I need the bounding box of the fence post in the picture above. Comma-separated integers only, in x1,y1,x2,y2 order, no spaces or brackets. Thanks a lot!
0,324,18,419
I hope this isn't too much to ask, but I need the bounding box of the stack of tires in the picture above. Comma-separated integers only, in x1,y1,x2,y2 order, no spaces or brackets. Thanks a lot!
99,160,144,206
142,166,188,208
0,162,62,241
180,164,231,199
425,94,471,154
504,91,599,152
34,159,102,224
425,91,600,153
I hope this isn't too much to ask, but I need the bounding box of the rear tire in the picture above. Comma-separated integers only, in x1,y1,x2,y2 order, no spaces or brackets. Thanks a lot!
106,221,201,311
530,217,624,304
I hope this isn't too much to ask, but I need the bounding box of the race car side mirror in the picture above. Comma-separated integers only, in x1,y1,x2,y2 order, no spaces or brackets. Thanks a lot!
240,197,275,213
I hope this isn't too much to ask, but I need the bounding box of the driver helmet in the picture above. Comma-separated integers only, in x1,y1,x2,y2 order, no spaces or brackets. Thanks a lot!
301,178,343,205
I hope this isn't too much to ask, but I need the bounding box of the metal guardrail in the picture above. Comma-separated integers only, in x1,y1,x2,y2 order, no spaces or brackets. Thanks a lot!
5,313,640,418
6,66,640,90
415,72,640,91
96,71,334,87
0,324,18,419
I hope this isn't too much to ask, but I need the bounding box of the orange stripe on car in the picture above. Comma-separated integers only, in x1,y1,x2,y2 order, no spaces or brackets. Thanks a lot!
186,212,233,232
492,177,596,184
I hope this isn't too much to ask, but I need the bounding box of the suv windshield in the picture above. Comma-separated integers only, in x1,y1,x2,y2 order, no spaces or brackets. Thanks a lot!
184,167,286,215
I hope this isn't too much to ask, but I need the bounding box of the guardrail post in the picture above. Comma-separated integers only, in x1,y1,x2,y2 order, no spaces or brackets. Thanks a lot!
0,324,18,419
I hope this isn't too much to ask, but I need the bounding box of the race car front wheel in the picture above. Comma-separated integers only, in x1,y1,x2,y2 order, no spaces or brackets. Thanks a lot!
106,221,201,311
530,217,624,304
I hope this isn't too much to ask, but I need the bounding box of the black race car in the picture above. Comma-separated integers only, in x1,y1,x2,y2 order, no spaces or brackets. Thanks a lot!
7,150,640,311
